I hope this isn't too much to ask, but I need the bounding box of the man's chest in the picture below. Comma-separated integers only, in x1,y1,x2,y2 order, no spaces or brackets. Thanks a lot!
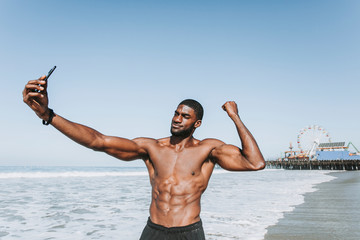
147,146,211,176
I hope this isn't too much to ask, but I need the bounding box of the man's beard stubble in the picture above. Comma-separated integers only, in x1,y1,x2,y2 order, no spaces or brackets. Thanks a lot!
170,125,194,138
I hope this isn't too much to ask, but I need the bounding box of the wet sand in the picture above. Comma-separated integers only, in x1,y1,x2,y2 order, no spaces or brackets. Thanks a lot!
264,171,360,240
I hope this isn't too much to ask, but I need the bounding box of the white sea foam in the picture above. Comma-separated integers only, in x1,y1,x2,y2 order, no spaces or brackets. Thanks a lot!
202,170,336,240
0,167,336,240
0,171,148,179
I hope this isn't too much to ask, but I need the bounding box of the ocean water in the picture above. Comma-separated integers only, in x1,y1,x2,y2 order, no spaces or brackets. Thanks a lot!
0,166,335,240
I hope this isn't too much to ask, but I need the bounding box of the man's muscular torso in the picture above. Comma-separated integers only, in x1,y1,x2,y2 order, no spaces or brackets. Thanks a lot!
23,75,266,236
136,137,223,227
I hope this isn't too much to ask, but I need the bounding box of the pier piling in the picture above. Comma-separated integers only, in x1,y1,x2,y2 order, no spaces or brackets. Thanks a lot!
266,160,360,170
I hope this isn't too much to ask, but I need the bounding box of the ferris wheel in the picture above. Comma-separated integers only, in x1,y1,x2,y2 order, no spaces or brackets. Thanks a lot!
297,125,331,157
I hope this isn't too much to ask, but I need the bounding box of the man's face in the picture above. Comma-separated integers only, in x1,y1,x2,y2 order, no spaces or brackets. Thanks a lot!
170,105,200,137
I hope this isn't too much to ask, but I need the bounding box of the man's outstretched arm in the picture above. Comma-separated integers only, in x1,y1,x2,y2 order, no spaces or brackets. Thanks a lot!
23,76,148,161
210,101,265,171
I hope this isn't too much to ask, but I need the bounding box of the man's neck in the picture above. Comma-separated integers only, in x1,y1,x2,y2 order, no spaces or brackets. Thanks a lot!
169,135,195,151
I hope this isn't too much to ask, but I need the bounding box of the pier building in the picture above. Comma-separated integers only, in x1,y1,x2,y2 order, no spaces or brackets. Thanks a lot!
266,125,360,170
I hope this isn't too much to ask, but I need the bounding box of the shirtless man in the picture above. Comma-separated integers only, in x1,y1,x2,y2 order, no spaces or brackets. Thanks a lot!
23,75,265,240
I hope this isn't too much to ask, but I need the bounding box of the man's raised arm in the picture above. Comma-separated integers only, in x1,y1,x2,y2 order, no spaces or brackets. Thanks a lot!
22,76,148,161
210,101,265,171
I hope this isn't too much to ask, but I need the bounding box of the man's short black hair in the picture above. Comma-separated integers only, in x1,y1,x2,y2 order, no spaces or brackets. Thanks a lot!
179,99,204,120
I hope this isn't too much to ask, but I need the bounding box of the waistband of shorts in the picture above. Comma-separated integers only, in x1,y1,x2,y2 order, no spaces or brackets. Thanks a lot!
147,217,203,233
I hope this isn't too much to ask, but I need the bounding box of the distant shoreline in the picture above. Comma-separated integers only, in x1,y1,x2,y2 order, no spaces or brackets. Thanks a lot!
264,171,360,240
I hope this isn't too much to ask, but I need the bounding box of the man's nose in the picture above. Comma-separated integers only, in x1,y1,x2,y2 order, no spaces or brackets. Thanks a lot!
173,115,182,123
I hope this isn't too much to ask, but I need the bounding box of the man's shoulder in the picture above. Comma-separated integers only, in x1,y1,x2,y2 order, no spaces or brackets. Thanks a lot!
199,138,225,147
132,137,169,146
132,137,157,145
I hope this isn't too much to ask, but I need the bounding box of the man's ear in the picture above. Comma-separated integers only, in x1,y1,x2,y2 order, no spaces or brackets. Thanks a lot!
194,120,202,128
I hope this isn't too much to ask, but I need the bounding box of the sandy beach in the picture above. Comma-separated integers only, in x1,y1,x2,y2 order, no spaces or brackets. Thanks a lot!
265,171,360,240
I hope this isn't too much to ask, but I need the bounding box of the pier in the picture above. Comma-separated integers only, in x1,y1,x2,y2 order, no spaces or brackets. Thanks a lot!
266,160,360,171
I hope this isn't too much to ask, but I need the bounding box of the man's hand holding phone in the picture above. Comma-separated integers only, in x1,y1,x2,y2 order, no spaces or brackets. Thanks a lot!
23,66,56,122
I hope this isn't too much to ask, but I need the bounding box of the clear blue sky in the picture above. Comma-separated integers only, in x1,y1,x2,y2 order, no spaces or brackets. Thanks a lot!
1,0,359,166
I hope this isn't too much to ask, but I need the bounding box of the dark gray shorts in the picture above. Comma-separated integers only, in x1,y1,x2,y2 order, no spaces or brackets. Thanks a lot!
139,218,206,240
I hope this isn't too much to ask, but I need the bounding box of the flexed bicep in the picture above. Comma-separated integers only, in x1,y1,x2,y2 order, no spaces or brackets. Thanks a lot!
210,144,255,171
218,101,266,171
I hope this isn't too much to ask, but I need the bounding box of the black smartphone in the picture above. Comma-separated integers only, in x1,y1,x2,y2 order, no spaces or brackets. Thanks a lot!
36,66,56,92
45,66,56,81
